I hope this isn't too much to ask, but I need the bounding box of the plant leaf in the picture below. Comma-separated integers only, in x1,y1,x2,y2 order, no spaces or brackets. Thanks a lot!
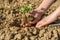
19,6,26,12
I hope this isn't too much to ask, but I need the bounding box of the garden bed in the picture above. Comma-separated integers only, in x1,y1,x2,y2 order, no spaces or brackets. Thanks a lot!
0,0,60,40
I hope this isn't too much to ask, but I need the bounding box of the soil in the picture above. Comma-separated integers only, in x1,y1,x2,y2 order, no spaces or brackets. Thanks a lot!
0,0,60,40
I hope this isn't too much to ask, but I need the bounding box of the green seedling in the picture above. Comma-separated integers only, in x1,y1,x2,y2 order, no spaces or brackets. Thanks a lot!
19,4,33,13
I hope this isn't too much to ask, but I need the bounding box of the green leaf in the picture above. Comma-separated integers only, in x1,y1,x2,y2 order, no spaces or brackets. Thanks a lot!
19,6,26,12
27,4,33,12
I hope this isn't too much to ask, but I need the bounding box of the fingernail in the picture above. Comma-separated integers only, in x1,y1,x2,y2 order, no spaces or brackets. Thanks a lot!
25,24,28,26
20,24,23,26
36,26,40,28
36,24,41,28
23,25,25,27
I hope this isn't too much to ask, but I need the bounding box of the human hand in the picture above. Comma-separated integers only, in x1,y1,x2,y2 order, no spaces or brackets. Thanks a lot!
21,10,45,27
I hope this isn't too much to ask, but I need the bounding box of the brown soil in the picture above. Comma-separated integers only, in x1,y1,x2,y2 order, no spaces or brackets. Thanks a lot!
0,0,60,40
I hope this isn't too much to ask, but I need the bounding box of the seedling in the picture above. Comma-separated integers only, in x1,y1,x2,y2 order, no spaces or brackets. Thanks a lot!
19,4,34,27
19,4,33,13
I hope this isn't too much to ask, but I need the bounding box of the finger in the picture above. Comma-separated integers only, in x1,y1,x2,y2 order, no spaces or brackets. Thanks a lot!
23,23,31,27
29,18,40,24
36,20,47,28
36,17,52,28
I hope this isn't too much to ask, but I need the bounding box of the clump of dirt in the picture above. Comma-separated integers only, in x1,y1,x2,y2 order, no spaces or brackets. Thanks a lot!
0,0,60,40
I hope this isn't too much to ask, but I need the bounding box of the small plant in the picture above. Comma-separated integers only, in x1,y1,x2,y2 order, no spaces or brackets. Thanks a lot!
19,4,34,27
19,4,33,13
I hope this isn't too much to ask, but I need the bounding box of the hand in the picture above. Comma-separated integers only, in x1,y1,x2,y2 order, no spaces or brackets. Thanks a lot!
36,13,58,28
22,9,45,27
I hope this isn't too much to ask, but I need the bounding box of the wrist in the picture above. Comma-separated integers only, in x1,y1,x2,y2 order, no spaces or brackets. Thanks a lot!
37,0,56,12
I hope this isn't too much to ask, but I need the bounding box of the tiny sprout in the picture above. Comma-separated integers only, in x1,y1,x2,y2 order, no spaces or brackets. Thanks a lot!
19,4,33,13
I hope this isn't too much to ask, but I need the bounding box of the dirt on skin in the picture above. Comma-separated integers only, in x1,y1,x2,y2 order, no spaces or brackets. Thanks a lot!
0,0,60,40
